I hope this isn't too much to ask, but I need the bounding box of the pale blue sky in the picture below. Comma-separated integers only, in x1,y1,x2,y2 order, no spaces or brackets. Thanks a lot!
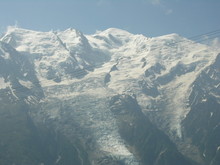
0,0,220,38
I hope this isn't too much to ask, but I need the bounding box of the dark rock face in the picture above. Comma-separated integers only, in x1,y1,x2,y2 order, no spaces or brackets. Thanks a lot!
183,97,220,165
0,41,90,165
138,80,160,98
104,73,111,84
182,54,220,165
188,54,220,107
110,94,194,165
0,41,44,102
96,156,125,165
145,63,165,78
0,101,90,165
157,62,196,85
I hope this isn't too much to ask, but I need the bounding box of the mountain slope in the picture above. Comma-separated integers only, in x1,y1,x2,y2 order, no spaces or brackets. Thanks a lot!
0,101,90,165
0,41,43,104
0,41,90,165
0,26,219,165
110,94,194,165
182,54,220,165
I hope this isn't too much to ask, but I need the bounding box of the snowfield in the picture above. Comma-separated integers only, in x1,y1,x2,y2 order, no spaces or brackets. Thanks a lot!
1,26,219,164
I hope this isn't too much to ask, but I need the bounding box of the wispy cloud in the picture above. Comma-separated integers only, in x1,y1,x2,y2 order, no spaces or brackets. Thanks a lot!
14,20,20,28
211,37,220,50
199,36,220,51
0,26,6,36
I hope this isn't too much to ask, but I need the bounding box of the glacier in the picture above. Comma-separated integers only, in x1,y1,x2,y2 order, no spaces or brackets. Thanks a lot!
0,26,219,165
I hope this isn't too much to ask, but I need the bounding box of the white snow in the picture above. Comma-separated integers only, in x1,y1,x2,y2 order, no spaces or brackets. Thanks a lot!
88,30,218,138
18,80,33,89
1,27,82,81
16,45,30,52
160,72,197,138
95,28,133,44
210,112,214,117
215,83,220,88
57,28,86,53
17,27,217,138
9,84,19,99
24,95,39,105
23,73,28,77
1,27,219,164
0,77,10,89
55,155,61,164
0,47,10,59
202,98,207,102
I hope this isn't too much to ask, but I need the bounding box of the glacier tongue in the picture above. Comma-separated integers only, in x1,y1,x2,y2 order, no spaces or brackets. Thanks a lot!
37,75,140,164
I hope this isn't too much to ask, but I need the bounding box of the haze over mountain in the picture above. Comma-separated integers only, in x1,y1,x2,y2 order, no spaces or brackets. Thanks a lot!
0,26,219,165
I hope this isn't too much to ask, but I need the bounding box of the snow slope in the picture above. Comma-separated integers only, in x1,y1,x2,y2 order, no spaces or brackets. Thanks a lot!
1,26,219,164
88,28,217,138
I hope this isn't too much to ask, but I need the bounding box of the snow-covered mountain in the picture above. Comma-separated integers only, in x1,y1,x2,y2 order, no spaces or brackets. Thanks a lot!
0,26,219,165
0,40,43,104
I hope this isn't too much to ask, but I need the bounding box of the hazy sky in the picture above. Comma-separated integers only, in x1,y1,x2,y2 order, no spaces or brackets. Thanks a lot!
1,0,220,38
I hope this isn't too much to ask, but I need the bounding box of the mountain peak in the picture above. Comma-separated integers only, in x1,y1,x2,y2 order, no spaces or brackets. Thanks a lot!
89,28,135,48
99,28,132,36
61,28,83,36
0,26,220,165
156,33,184,42
5,26,40,36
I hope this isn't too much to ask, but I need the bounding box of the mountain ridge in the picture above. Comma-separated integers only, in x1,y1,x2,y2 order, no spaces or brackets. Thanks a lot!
0,27,219,165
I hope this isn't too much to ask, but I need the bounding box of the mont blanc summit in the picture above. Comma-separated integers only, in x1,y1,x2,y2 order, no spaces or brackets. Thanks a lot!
0,27,219,165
